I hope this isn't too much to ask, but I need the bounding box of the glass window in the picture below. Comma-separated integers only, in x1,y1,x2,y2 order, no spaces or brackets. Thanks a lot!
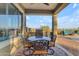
0,4,22,56
0,4,22,41
0,3,6,15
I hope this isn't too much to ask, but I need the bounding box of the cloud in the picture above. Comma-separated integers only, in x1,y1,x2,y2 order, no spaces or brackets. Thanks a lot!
47,19,52,23
73,3,77,8
58,16,69,23
40,23,47,26
27,23,40,29
58,14,79,29
26,16,30,20
73,9,79,17
39,20,43,23
58,5,79,29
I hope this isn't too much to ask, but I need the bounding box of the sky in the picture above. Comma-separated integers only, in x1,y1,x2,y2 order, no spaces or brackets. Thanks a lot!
26,15,52,29
58,3,79,29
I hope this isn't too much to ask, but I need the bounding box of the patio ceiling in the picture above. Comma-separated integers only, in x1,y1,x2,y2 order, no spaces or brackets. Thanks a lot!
20,3,57,11
13,3,69,14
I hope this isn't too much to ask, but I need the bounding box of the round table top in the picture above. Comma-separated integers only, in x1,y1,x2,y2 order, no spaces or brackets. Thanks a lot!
28,36,51,41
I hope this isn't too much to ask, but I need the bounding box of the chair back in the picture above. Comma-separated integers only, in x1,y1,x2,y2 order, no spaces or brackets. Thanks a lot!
31,40,49,50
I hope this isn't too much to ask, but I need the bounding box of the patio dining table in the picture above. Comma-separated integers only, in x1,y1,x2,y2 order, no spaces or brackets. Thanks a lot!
22,36,54,56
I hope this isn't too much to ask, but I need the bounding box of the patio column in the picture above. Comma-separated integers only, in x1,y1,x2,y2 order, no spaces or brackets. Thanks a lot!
53,14,58,36
22,13,26,36
51,14,58,41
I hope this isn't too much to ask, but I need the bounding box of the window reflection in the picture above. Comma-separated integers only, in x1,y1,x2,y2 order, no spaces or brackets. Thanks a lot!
0,4,21,41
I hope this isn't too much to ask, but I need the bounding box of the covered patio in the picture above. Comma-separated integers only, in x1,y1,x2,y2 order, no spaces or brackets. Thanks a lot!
0,3,73,56
10,3,72,56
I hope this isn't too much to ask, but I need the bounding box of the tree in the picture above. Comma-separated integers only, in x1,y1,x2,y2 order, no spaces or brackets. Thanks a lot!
41,26,50,32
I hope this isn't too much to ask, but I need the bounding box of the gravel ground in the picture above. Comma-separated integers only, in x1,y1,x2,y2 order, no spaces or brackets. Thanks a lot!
56,36,79,56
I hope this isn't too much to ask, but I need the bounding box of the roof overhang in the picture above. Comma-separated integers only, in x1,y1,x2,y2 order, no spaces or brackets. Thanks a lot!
13,3,69,15
13,3,25,13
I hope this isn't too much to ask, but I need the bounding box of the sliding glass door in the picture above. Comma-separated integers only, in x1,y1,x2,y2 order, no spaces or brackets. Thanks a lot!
0,3,22,55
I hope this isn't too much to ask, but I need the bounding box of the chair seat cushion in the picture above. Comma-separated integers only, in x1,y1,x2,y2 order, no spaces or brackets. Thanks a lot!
33,50,48,55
